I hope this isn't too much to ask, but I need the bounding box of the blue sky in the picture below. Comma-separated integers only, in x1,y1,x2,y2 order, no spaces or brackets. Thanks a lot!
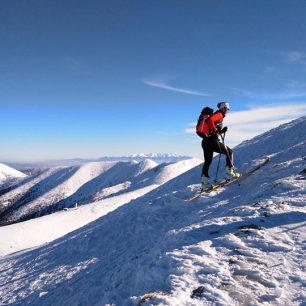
1,0,306,161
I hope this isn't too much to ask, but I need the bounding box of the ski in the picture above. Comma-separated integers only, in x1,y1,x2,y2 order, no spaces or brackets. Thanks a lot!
187,157,271,201
187,181,229,201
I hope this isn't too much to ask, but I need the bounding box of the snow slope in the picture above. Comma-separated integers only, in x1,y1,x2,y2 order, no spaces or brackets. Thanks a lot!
0,184,157,257
0,158,201,225
0,161,119,224
0,117,305,305
0,158,202,257
0,159,201,225
0,163,26,185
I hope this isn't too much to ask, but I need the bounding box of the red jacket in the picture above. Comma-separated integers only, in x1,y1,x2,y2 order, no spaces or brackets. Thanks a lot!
208,111,224,134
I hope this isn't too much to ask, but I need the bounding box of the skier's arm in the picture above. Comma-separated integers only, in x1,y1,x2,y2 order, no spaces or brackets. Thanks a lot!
208,112,223,133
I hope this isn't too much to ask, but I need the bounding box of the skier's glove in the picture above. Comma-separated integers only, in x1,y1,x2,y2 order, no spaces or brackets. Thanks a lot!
220,126,228,133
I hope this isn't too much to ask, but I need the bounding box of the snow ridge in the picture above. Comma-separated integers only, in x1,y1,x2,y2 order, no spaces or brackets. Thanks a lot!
0,158,201,225
0,163,26,182
0,117,305,305
98,153,191,164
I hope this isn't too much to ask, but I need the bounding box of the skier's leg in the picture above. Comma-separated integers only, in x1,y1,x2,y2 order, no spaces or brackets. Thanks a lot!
201,139,214,177
211,141,233,167
217,143,240,178
212,141,239,177
201,146,214,188
205,139,240,178
224,146,233,167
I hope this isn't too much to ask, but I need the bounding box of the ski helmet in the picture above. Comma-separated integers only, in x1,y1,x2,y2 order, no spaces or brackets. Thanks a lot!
217,102,230,110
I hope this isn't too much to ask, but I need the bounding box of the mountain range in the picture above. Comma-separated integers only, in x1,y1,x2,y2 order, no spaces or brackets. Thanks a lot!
5,153,191,171
0,117,305,305
0,158,201,225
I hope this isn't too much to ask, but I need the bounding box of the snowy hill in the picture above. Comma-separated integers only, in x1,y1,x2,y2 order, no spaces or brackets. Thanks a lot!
0,117,305,305
0,163,26,181
5,153,191,170
0,163,27,188
97,153,191,164
0,158,201,225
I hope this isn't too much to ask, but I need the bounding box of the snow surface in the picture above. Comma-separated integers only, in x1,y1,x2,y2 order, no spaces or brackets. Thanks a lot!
0,117,305,305
0,161,119,223
0,163,26,185
0,158,201,255
0,159,201,225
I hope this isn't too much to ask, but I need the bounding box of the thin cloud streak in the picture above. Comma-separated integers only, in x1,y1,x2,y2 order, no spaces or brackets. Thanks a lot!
233,88,306,101
143,79,209,96
186,104,306,147
282,51,306,66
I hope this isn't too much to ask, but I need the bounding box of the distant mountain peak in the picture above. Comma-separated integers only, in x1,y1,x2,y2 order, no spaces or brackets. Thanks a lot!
98,153,191,164
0,163,27,181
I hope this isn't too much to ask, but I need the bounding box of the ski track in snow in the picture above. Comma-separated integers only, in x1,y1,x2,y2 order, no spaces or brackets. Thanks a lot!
0,117,305,305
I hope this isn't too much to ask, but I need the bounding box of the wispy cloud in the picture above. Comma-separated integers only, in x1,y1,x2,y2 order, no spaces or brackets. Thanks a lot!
233,87,306,102
283,51,306,65
281,51,306,70
185,104,306,147
143,78,209,96
264,65,277,73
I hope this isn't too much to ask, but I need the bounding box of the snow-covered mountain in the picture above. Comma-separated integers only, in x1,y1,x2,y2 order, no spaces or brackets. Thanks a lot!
0,158,201,225
6,153,192,171
0,163,27,188
0,117,305,305
97,153,191,163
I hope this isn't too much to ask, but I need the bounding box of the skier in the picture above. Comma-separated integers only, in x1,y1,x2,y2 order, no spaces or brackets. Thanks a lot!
201,102,240,189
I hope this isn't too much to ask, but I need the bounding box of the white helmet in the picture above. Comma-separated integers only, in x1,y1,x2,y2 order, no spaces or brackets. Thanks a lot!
217,102,230,110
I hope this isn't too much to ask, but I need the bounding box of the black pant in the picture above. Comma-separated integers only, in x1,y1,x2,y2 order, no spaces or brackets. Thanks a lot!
201,136,233,177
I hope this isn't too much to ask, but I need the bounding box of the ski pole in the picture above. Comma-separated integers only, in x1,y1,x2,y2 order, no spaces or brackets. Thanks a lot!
215,132,226,182
221,133,234,167
214,150,221,182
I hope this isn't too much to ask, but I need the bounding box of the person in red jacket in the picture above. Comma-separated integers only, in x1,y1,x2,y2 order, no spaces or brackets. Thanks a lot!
201,102,240,189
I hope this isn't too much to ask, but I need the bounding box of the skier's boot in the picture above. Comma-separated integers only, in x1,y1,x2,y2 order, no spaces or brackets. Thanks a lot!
201,175,214,190
226,166,240,179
